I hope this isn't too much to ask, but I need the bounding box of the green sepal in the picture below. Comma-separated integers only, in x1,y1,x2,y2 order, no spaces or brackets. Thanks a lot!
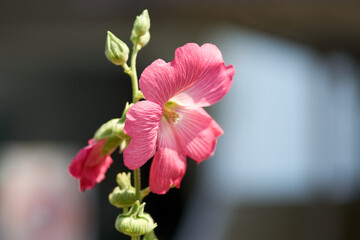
131,31,150,50
116,172,132,188
93,102,132,155
138,31,150,48
93,118,126,140
109,186,136,208
119,138,130,153
93,118,123,155
115,201,157,237
102,135,123,156
143,230,158,240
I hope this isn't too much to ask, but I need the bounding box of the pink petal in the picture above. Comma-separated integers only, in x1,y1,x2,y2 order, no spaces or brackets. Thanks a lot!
68,139,113,191
139,59,177,106
86,139,108,167
149,118,187,194
173,106,223,163
68,145,92,178
171,43,235,107
78,155,113,191
95,155,113,183
139,43,234,107
123,101,163,170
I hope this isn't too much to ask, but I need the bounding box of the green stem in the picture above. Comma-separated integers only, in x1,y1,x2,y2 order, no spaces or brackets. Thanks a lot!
119,35,144,240
122,63,131,75
130,44,139,103
134,168,141,202
128,43,142,204
123,206,129,214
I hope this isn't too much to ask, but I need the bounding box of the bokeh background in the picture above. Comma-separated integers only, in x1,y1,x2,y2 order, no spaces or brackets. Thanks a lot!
1,1,360,240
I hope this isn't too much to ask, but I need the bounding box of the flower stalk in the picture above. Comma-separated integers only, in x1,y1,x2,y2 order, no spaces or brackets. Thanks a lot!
130,44,140,104
127,42,142,204
134,168,141,202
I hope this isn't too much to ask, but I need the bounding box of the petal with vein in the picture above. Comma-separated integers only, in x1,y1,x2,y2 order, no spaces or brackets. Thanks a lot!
123,101,163,170
149,118,186,194
139,59,177,106
172,43,235,107
173,106,223,163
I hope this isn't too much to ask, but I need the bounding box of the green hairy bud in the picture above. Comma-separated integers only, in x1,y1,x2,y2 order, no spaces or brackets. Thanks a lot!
94,118,124,141
109,173,136,208
93,118,124,155
131,9,151,49
116,172,133,188
105,31,129,66
133,9,150,37
93,102,132,155
138,31,150,48
115,201,157,237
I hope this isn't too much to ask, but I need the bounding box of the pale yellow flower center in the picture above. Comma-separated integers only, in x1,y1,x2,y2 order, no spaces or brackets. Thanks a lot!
163,107,180,125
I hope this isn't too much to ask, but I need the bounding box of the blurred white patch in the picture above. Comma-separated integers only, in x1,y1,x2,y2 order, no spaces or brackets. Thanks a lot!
0,142,97,240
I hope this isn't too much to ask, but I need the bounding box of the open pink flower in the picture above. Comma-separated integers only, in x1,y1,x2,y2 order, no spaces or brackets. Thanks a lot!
123,43,234,194
68,138,113,191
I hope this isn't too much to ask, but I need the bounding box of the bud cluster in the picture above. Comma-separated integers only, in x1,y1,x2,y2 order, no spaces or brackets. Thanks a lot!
130,9,151,48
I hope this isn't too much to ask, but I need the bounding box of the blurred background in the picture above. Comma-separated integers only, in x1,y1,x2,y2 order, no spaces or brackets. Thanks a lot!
1,1,360,239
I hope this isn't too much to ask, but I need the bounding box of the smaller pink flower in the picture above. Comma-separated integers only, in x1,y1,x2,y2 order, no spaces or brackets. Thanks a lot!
68,138,113,191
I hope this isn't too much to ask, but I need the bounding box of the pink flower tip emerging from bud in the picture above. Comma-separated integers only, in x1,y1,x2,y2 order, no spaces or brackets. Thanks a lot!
68,138,113,191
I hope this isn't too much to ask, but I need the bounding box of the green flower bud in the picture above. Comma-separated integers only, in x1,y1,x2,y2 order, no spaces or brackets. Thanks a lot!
138,31,150,48
115,201,157,237
109,173,136,208
109,186,136,208
93,103,132,155
133,9,150,37
93,118,124,155
116,172,132,188
131,30,150,49
105,31,129,66
94,118,123,141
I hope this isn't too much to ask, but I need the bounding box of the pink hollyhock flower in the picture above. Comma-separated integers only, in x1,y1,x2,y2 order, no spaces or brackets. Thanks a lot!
68,138,113,191
123,43,235,194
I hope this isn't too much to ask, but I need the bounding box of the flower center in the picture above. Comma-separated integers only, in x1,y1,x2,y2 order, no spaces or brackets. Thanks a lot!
163,107,181,125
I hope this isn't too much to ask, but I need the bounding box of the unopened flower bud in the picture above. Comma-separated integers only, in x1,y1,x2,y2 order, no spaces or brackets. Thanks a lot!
105,31,129,66
109,173,136,208
94,118,124,141
93,118,124,155
138,31,150,48
94,103,132,155
133,9,150,37
115,201,157,237
116,172,132,188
